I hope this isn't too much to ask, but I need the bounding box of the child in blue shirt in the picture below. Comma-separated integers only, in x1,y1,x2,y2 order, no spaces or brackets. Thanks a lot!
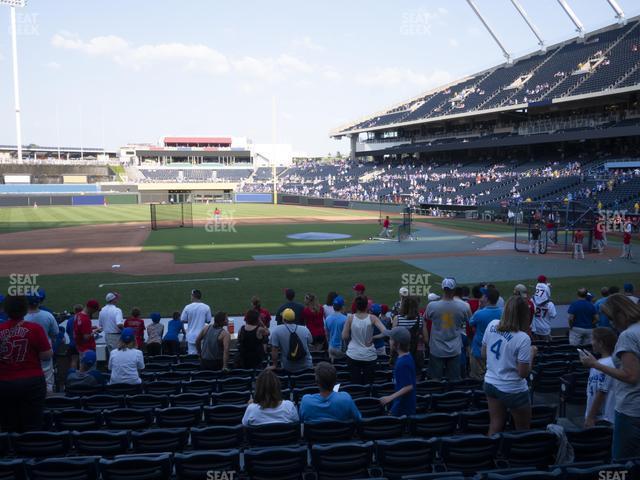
380,327,416,416
163,311,186,355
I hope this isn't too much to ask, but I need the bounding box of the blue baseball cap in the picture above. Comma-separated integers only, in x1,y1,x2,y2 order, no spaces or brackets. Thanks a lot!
150,312,162,322
37,288,46,302
370,303,382,315
120,328,135,343
81,350,97,367
332,295,345,308
27,295,41,306
624,283,634,293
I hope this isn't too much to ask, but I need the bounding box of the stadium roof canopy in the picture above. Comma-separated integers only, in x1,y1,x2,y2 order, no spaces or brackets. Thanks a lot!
331,15,640,138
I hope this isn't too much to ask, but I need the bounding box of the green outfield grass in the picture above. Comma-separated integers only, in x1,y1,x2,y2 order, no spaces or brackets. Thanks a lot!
1,263,636,316
0,203,377,233
143,222,379,262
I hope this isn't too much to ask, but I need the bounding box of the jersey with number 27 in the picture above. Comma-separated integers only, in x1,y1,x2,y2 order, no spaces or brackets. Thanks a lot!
482,319,531,393
532,301,557,336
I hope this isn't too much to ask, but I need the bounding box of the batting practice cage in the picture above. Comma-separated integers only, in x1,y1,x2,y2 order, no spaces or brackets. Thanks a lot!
512,200,596,254
398,206,413,242
150,202,194,230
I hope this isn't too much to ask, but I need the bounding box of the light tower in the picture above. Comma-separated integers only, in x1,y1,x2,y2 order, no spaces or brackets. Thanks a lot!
1,0,26,163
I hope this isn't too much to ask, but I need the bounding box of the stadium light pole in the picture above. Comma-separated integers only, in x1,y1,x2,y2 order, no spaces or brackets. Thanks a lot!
509,0,545,50
556,0,585,38
1,0,26,163
605,0,626,24
465,0,511,63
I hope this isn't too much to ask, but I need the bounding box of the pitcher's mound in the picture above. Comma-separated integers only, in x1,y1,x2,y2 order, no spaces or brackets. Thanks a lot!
287,232,352,240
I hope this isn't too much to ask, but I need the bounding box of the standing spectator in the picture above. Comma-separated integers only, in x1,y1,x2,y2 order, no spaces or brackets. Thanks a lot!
303,293,326,351
392,296,426,371
163,311,186,356
270,308,313,373
25,295,58,393
469,289,502,381
568,288,598,346
65,350,105,389
624,283,639,304
514,284,535,322
299,362,362,423
425,278,470,381
99,292,124,352
580,295,640,459
573,229,585,259
124,308,145,350
146,313,164,356
482,296,537,434
275,289,304,325
181,289,213,355
584,327,617,427
247,296,271,327
325,296,347,362
596,288,612,328
342,296,389,384
74,300,100,355
380,327,416,416
65,305,83,370
236,309,269,369
323,291,338,319
371,304,390,356
467,285,484,315
196,311,231,371
392,287,409,316
350,283,373,313
531,285,557,342
0,295,52,432
242,369,299,426
108,328,145,385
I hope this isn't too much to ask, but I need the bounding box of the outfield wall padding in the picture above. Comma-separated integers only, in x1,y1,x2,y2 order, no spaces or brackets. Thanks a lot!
105,194,138,204
72,195,105,206
234,193,273,203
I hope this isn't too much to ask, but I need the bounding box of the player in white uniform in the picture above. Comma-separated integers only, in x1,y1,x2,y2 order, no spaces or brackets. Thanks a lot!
181,289,213,355
482,296,537,434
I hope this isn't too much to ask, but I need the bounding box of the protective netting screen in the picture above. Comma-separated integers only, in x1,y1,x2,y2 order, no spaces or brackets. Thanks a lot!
150,203,193,230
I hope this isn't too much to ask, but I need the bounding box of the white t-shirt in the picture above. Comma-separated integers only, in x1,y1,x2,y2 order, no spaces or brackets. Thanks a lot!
531,301,557,336
242,400,299,426
482,320,532,393
586,356,616,424
108,348,145,385
99,303,124,334
182,302,212,344
323,304,335,319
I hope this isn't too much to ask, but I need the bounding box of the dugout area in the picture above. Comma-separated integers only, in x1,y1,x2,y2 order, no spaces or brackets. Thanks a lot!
513,200,596,254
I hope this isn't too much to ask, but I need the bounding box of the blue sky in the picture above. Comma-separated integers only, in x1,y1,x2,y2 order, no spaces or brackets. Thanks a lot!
0,0,638,156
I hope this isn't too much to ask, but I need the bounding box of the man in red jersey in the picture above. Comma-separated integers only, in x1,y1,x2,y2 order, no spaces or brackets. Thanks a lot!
0,295,52,432
74,300,101,354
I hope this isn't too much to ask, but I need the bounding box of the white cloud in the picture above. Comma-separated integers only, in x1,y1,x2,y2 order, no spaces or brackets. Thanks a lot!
292,36,325,52
448,38,459,48
45,61,61,69
52,32,128,56
323,68,342,81
355,67,452,88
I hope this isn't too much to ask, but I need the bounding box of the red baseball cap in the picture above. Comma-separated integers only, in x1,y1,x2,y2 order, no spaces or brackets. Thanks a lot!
353,283,366,292
86,299,100,310
537,275,547,283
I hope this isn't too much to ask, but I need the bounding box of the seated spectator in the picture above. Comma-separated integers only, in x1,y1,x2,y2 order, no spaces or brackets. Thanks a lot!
146,313,164,356
585,327,617,427
482,296,537,434
303,293,326,351
163,311,185,356
108,328,145,385
380,327,416,416
299,362,362,423
270,308,313,373
196,311,231,371
325,296,347,362
66,350,105,389
236,309,269,369
242,369,299,426
124,307,146,349
0,295,52,433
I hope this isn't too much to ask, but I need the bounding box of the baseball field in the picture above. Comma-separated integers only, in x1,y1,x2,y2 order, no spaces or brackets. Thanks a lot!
0,203,638,316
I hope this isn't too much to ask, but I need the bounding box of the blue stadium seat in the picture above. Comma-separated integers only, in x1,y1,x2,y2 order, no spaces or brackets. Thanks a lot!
170,392,211,407
155,371,191,382
211,390,252,405
99,453,172,480
430,390,473,413
174,450,241,480
371,382,396,397
10,431,71,458
459,410,491,434
180,380,215,394
566,426,613,463
416,380,447,395
303,421,356,444
81,394,125,411
0,459,25,480
217,376,252,392
154,406,201,428
439,435,500,474
53,409,102,431
125,394,169,410
499,430,558,468
357,416,406,441
144,380,181,396
528,405,558,429
354,397,386,418
376,437,438,479
45,396,81,410
245,422,301,447
409,413,458,437
65,384,103,397
341,384,372,400
293,386,318,403
561,462,632,479
105,383,142,396
26,456,99,480
131,427,189,453
190,370,222,381
203,404,245,426
190,425,244,450
481,471,562,479
311,441,375,480
103,408,154,430
71,430,129,456
244,445,308,480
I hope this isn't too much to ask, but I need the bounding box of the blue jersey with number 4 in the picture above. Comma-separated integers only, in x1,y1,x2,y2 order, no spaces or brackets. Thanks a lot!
482,319,531,394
